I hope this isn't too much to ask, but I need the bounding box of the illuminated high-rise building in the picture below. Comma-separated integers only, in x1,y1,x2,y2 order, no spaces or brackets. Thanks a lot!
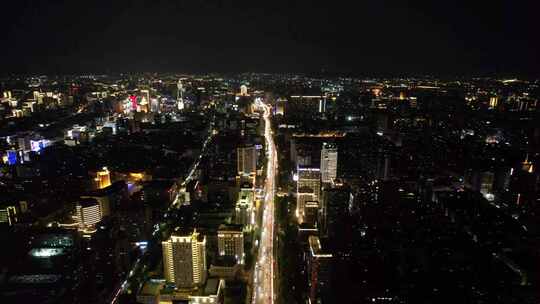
318,97,327,113
95,167,111,189
307,236,332,303
489,96,499,109
217,224,244,264
18,135,31,152
162,229,207,288
75,199,102,229
237,145,257,176
33,91,44,104
275,98,286,115
0,205,18,226
304,201,319,227
140,89,150,113
240,84,248,96
235,188,254,228
177,79,185,110
399,91,406,100
320,142,338,184
297,167,320,223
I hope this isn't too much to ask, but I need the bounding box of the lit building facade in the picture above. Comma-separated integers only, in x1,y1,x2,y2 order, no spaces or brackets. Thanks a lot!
297,167,320,223
95,167,111,189
307,236,332,304
0,205,18,226
75,199,102,229
235,188,254,229
217,224,244,264
162,230,207,288
303,201,319,227
240,85,248,96
237,145,257,176
320,142,338,184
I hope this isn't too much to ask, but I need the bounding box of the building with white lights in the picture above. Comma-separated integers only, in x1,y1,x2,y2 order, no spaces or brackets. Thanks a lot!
307,236,332,304
217,224,244,264
237,144,257,176
95,167,112,189
162,229,207,288
240,85,248,96
320,142,338,184
297,166,321,223
0,205,18,226
75,198,103,230
235,188,254,229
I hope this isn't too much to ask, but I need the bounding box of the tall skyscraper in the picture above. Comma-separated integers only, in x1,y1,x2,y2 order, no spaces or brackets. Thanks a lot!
217,224,244,264
235,188,254,228
304,201,319,227
237,145,257,176
240,84,248,96
162,229,207,288
95,167,111,189
177,79,185,110
0,205,18,226
321,186,352,238
320,142,338,184
297,166,321,223
75,199,102,229
307,236,332,303
139,89,150,113
318,97,327,113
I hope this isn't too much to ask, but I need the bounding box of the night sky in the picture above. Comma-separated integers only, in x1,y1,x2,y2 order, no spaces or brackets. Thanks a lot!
1,0,538,76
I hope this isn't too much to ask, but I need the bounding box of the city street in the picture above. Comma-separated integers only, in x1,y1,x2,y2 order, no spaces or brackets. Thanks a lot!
253,101,278,304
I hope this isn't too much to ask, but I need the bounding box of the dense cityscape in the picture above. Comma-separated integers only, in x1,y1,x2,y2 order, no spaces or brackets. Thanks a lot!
0,74,539,304
1,1,539,304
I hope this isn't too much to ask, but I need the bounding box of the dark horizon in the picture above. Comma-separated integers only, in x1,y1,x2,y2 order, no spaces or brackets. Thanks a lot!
1,0,539,76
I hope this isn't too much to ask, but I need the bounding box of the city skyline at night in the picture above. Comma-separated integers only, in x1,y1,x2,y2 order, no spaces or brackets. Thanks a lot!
0,1,539,304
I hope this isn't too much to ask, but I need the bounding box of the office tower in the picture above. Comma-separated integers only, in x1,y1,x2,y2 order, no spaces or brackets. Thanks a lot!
140,89,150,113
0,205,18,226
33,91,44,104
307,236,332,303
275,98,286,115
289,95,325,117
18,136,31,152
240,84,248,96
95,167,111,189
235,188,254,228
319,97,327,113
297,191,316,224
320,142,338,184
76,199,102,229
480,171,495,200
321,186,352,238
297,167,320,223
150,97,160,113
409,96,418,108
489,96,499,109
217,224,244,264
162,229,207,288
237,145,257,176
304,201,319,227
399,91,406,100
177,79,185,110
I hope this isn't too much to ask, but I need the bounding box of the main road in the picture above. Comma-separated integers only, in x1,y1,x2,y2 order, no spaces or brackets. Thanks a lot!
253,101,278,304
